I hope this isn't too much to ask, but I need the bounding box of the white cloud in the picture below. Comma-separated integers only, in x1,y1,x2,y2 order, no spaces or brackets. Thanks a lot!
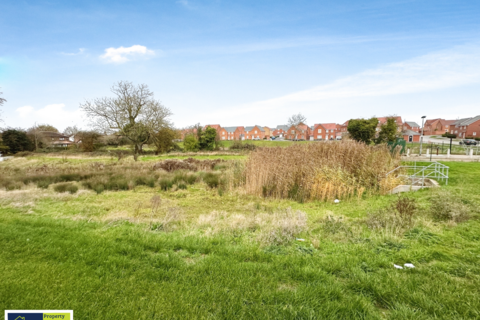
16,106,34,118
100,45,155,63
15,104,83,131
184,44,480,126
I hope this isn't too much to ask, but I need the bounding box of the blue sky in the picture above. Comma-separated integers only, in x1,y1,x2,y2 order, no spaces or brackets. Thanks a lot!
1,0,480,131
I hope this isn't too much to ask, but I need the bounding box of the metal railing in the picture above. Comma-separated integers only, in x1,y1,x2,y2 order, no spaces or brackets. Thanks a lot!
387,161,449,186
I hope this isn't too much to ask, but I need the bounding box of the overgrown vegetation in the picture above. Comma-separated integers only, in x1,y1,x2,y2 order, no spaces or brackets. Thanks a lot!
244,141,402,202
1,152,480,319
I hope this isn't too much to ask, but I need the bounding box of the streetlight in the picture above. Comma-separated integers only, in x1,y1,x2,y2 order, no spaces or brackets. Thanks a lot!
419,115,426,156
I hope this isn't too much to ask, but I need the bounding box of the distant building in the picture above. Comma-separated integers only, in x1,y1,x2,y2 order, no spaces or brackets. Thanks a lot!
403,121,420,133
39,131,74,148
402,129,420,142
244,125,265,140
451,116,480,138
285,123,311,140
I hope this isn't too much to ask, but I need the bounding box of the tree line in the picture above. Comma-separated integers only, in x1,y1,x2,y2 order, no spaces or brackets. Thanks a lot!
0,82,223,158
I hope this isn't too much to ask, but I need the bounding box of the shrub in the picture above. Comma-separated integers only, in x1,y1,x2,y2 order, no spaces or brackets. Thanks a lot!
36,180,51,189
393,196,417,226
54,182,78,194
202,173,219,188
229,141,257,151
430,190,470,222
94,184,105,194
159,178,173,191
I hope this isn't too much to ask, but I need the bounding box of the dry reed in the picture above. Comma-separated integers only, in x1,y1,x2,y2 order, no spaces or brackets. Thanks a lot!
244,141,401,202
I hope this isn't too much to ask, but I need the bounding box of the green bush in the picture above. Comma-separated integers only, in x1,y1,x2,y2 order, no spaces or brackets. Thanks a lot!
36,180,51,189
94,184,105,194
202,173,219,188
53,183,78,194
430,191,470,222
178,182,187,190
159,178,173,191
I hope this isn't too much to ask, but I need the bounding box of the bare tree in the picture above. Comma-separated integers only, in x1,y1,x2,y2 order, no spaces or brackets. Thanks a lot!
64,125,81,144
0,87,6,124
287,113,307,140
80,81,173,160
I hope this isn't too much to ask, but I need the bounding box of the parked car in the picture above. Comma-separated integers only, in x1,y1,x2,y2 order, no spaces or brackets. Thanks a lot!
252,137,261,141
460,139,477,146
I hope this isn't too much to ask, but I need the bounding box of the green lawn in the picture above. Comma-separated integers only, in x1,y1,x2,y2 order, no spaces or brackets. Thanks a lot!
1,162,480,319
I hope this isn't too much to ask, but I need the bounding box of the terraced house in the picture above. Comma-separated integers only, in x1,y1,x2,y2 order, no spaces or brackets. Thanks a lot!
218,126,246,140
452,116,480,139
285,122,311,140
244,125,265,140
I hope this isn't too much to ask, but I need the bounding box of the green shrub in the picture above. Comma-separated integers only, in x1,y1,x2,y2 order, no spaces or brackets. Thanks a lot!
178,182,187,190
159,178,173,191
36,180,51,189
430,191,470,222
66,184,79,194
59,173,82,182
94,184,105,194
202,173,219,188
54,182,78,194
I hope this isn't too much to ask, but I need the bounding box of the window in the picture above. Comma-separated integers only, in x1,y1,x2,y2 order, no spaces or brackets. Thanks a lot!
291,130,295,134
222,137,225,140
255,130,257,134
474,132,477,136
222,132,225,135
318,129,321,133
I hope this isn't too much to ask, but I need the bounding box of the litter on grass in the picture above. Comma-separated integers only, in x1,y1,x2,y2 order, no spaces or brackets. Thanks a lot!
404,263,415,268
393,264,403,269
334,199,340,204
296,238,305,242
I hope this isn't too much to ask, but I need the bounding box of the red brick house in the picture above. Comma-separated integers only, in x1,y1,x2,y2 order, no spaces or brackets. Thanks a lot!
285,123,311,140
402,129,420,142
422,119,450,135
443,120,457,134
244,125,265,140
311,123,337,140
272,125,289,138
452,116,480,139
402,121,420,133
377,116,403,133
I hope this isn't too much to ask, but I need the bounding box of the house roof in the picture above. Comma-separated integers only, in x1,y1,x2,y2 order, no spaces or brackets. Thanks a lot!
405,121,420,127
403,129,420,136
455,115,480,126
245,125,265,132
424,118,442,125
320,123,337,130
378,116,403,125
453,118,473,126
223,126,238,133
443,120,457,126
276,125,289,131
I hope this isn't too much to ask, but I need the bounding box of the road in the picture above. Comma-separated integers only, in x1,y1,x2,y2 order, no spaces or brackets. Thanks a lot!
423,136,460,145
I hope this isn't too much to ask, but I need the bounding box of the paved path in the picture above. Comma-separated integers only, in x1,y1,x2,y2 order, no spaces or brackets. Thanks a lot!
423,136,460,145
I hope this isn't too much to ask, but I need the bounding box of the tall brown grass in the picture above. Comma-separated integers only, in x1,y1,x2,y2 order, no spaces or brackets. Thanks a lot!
244,141,402,202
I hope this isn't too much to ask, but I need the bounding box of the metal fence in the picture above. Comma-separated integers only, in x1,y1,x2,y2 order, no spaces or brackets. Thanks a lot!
406,142,480,156
387,161,449,186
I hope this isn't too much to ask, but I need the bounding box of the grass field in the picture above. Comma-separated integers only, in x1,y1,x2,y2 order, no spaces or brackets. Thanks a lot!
1,157,479,319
